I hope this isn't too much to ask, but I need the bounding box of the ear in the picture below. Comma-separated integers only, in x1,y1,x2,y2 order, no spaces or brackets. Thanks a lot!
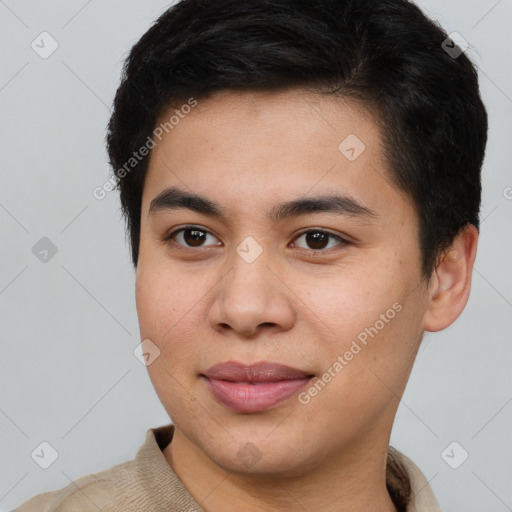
422,224,479,332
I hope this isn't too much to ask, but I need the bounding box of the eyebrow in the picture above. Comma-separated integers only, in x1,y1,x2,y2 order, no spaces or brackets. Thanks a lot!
149,186,226,219
268,194,377,222
149,186,377,222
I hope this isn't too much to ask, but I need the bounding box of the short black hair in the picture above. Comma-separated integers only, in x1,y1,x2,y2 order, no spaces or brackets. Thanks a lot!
106,0,488,278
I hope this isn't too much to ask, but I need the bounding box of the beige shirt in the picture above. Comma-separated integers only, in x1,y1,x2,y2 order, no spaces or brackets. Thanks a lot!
13,424,441,512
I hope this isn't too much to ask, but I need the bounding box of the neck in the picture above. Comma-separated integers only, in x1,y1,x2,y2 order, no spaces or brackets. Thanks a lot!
164,427,398,512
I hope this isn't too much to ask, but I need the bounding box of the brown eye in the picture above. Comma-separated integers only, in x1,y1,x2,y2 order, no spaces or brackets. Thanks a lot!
169,227,222,248
183,229,207,247
305,231,329,249
292,230,347,251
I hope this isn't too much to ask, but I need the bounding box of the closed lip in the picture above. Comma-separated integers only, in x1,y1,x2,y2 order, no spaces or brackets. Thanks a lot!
201,361,314,413
202,361,313,382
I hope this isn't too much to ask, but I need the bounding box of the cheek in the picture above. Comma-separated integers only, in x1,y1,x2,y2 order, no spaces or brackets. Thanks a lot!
291,264,404,343
135,264,206,374
298,258,423,377
331,287,424,395
136,266,207,419
300,300,424,437
137,260,196,333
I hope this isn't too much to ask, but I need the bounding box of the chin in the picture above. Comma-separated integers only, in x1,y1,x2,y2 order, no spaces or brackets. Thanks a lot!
211,446,310,479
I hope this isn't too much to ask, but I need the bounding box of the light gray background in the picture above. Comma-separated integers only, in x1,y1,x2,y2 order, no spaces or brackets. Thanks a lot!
0,1,510,510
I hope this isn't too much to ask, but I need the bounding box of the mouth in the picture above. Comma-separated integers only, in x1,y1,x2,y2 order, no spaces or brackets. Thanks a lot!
201,361,314,413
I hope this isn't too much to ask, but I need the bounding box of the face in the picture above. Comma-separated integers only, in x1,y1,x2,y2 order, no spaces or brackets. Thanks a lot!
136,89,431,477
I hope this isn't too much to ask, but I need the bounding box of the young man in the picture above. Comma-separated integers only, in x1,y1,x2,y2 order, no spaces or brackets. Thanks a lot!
15,0,487,510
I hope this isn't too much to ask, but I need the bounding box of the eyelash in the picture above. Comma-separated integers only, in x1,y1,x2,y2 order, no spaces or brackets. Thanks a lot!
162,225,351,252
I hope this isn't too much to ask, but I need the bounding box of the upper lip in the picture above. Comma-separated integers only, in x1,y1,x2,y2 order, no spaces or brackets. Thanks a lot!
203,361,312,382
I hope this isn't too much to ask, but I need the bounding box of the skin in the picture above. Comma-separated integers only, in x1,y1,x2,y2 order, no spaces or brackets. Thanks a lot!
135,89,478,512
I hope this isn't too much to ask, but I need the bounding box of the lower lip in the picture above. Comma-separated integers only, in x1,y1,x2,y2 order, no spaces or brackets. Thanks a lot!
204,377,312,413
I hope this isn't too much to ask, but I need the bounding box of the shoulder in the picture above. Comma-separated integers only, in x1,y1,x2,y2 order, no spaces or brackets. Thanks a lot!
13,459,140,512
13,424,188,512
389,446,442,512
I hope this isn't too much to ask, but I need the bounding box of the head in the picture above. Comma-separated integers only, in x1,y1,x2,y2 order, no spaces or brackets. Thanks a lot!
106,0,486,487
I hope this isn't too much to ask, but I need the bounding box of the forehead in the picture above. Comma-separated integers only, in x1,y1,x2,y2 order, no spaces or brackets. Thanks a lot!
154,89,380,158
143,89,412,223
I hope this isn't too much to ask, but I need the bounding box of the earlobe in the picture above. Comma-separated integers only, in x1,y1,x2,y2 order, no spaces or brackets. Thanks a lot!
422,224,479,332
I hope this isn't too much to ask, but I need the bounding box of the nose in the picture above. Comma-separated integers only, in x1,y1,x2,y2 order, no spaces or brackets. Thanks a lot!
208,248,296,339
